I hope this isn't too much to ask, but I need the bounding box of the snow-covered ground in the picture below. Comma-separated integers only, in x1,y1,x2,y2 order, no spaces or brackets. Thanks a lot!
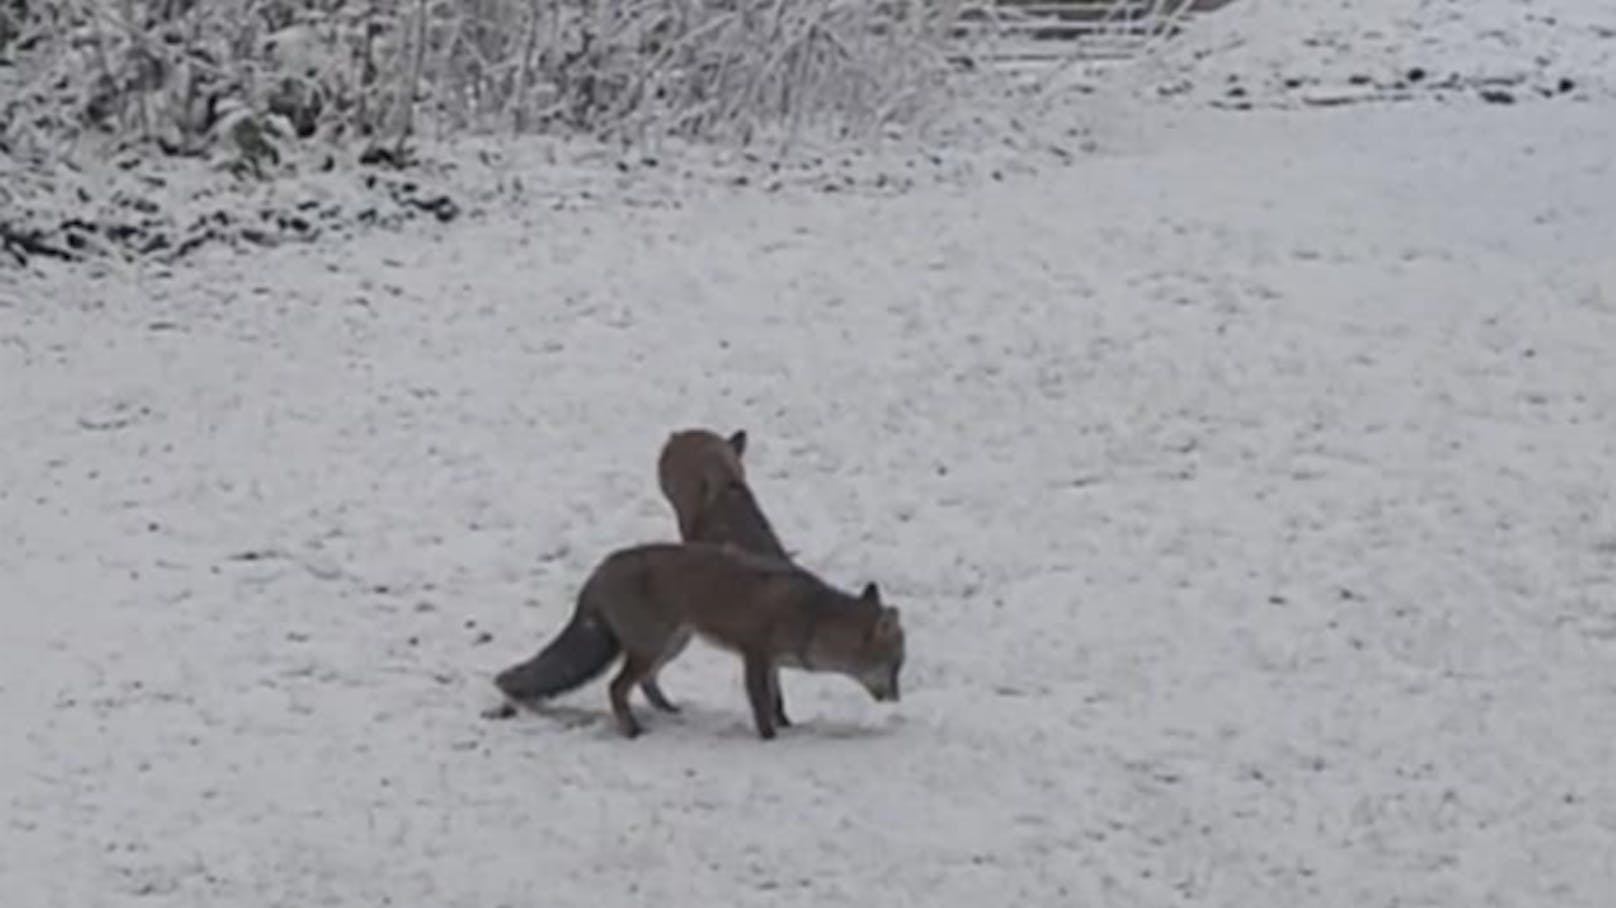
6,12,1616,908
1141,0,1616,107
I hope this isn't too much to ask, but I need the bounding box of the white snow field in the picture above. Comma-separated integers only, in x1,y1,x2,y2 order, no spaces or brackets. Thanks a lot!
1142,0,1616,107
6,30,1616,908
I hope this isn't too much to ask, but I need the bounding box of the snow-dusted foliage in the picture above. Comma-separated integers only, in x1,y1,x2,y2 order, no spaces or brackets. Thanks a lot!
0,0,968,167
0,0,999,263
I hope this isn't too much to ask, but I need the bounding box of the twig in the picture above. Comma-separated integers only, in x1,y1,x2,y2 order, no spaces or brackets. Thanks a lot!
395,0,430,156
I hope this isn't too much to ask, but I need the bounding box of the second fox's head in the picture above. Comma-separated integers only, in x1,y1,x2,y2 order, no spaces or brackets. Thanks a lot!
814,578,904,701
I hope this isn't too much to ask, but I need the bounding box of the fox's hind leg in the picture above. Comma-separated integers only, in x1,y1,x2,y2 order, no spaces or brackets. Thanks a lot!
608,651,659,738
639,628,693,713
640,678,679,713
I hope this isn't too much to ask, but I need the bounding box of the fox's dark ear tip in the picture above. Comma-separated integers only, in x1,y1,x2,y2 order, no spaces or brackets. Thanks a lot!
727,429,748,456
861,581,881,603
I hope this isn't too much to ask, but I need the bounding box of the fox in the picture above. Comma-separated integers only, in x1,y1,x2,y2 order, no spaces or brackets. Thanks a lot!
495,427,800,722
494,542,905,739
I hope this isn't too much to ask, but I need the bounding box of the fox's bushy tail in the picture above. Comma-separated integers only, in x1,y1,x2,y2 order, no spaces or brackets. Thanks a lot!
494,607,620,703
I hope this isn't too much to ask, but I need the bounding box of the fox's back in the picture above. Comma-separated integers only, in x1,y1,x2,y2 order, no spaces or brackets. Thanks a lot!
589,543,804,641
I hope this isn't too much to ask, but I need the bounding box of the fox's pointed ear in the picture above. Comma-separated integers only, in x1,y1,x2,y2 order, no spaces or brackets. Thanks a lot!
871,605,901,640
860,581,881,604
727,429,747,458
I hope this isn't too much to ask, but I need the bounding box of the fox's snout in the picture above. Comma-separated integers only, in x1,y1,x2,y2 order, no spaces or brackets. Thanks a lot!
861,669,901,703
879,677,901,703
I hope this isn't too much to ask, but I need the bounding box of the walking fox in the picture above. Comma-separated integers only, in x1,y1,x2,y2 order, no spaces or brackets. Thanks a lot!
497,427,801,721
495,542,905,739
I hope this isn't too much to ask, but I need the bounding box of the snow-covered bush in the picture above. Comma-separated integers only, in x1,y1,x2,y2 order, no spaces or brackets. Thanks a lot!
0,0,1003,263
0,0,969,169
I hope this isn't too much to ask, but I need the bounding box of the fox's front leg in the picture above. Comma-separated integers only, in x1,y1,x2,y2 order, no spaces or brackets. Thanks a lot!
742,653,778,740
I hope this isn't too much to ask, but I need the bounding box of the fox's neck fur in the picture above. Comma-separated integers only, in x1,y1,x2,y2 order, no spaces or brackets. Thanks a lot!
693,481,787,559
769,572,883,672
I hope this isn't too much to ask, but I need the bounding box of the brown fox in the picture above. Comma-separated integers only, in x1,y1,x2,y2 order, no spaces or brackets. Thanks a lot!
496,427,799,722
494,542,904,739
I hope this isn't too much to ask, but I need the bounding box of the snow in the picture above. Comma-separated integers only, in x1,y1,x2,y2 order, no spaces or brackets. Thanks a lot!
1140,0,1616,107
6,10,1616,907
